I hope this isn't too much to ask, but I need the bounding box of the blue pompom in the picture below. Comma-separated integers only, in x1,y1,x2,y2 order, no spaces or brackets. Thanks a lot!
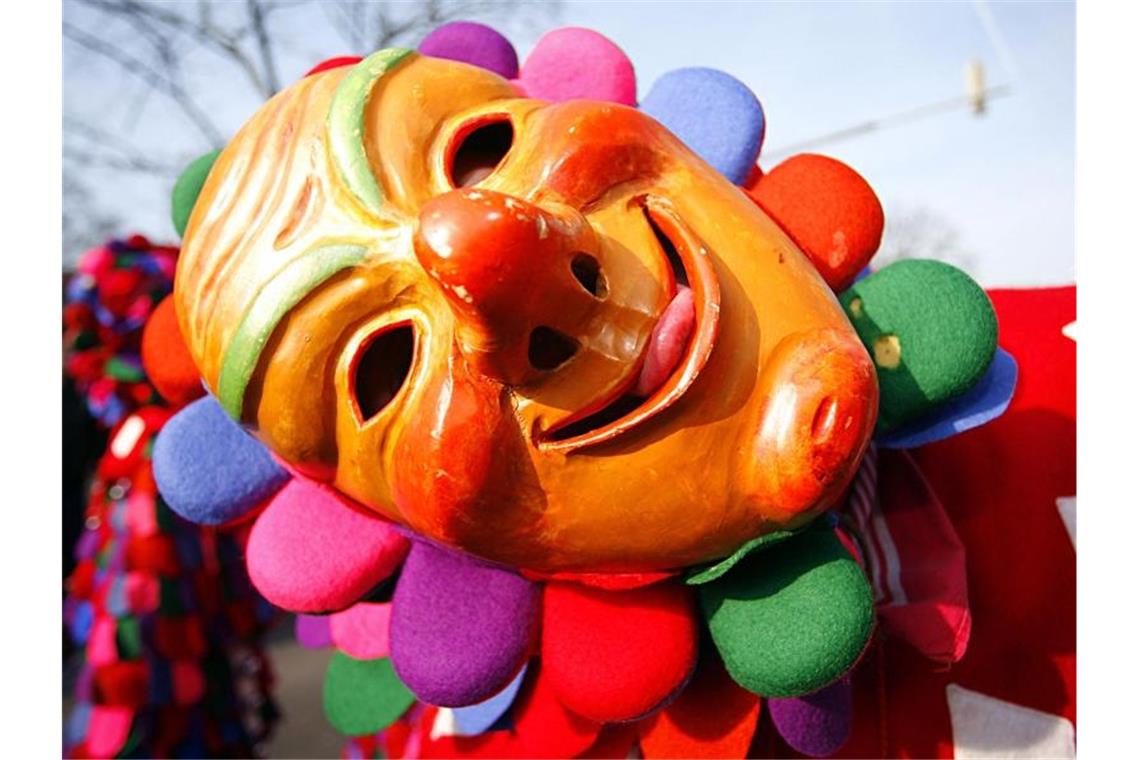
877,348,1018,449
641,67,765,185
453,663,528,736
153,395,290,525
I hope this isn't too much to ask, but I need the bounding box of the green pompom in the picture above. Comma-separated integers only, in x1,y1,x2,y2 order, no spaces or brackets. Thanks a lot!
323,653,415,737
840,259,998,433
700,526,873,698
686,527,805,586
171,150,221,238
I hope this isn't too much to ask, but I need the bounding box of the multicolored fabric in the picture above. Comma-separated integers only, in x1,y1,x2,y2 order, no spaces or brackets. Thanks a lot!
63,236,177,427
63,238,279,759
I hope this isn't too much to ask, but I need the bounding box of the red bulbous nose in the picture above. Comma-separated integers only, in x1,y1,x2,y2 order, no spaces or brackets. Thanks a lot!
414,188,605,384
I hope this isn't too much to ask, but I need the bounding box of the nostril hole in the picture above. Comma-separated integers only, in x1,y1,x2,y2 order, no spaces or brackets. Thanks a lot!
449,119,513,188
528,327,578,371
570,253,607,299
352,324,415,423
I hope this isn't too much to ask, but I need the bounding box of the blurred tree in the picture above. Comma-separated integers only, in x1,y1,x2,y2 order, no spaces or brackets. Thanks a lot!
62,0,558,266
877,205,978,275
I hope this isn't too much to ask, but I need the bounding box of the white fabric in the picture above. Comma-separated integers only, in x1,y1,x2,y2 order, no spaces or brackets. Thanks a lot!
947,683,1075,759
1056,496,1076,547
429,707,457,740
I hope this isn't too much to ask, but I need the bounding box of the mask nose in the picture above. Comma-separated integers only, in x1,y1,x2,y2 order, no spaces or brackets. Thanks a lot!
414,188,605,384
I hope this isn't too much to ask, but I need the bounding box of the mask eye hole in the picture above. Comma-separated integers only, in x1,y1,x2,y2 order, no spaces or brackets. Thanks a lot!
448,118,513,188
351,323,415,424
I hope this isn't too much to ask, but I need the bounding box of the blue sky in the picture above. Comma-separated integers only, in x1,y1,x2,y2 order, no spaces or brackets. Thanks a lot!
64,1,1074,285
536,1,1075,286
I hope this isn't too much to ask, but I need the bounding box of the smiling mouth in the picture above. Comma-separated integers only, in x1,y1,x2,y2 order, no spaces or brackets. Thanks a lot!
537,196,722,452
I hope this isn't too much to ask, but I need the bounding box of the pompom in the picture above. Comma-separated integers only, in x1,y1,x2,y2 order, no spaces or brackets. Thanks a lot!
750,153,884,291
641,67,765,185
141,296,204,407
517,27,635,105
542,581,698,722
419,22,518,79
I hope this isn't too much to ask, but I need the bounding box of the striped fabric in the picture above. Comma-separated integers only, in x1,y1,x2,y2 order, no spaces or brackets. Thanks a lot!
842,444,972,665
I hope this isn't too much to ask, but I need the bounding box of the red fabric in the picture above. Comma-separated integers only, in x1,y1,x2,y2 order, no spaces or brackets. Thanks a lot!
94,661,149,709
126,534,181,576
154,616,207,660
834,286,1076,758
874,449,972,664
542,580,698,722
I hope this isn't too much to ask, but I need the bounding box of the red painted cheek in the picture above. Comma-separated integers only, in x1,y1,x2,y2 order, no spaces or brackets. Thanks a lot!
389,354,512,541
748,329,878,521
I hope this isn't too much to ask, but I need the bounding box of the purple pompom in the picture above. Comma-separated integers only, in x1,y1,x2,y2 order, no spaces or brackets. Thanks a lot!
419,21,519,79
389,541,538,707
769,677,854,757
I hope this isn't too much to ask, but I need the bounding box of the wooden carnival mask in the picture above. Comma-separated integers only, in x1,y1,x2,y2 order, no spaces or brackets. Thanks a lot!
175,50,877,573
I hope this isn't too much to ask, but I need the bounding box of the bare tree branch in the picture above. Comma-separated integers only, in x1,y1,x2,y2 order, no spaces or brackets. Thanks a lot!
878,205,977,274
64,147,184,176
64,21,225,146
74,0,272,97
63,0,560,263
246,0,282,93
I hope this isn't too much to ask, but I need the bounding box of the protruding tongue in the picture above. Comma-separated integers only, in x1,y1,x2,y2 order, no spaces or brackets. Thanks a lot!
635,286,695,397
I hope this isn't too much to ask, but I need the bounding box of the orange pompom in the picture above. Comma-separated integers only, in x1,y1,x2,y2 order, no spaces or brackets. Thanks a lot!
142,296,204,407
639,656,761,759
749,153,884,292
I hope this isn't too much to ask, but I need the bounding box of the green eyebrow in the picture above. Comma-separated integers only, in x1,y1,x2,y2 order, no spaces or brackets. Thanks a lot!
327,47,414,218
216,243,368,420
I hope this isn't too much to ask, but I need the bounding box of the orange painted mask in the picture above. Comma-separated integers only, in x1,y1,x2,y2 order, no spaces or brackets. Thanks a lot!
175,51,877,573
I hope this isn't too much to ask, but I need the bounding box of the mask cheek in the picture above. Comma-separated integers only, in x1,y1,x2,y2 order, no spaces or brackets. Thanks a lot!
388,354,540,556
247,320,340,480
743,328,878,523
245,274,384,481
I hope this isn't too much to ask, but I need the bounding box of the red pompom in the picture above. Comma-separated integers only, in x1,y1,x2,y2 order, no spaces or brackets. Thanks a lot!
142,296,204,407
749,153,884,292
542,581,698,722
305,56,363,77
